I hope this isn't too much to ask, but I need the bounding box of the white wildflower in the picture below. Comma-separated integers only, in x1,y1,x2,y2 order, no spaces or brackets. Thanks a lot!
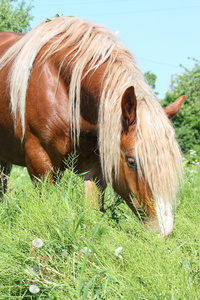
115,247,123,257
30,267,40,276
31,238,43,248
29,285,40,294
189,169,197,174
82,247,92,255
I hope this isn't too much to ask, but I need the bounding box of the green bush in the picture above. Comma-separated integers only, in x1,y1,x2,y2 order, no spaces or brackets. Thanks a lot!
0,0,33,32
162,59,200,153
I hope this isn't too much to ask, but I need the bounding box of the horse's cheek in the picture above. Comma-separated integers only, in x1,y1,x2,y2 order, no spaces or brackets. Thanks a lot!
116,159,138,205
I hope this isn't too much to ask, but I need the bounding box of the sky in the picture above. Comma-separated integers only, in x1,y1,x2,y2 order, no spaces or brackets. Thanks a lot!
28,0,200,99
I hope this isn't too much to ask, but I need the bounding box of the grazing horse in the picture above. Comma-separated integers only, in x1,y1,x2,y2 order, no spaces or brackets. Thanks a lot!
0,17,186,236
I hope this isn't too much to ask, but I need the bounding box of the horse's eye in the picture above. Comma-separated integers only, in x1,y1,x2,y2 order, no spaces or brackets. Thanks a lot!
126,157,137,168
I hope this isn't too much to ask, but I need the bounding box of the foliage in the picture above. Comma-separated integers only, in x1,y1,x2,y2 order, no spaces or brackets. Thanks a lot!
144,70,158,94
0,162,200,299
0,0,33,32
162,59,200,153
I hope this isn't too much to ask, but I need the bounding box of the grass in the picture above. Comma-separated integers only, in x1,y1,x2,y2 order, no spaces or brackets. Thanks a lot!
0,158,200,299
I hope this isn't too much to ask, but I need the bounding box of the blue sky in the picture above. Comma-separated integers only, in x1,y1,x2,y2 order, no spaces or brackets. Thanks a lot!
28,0,200,99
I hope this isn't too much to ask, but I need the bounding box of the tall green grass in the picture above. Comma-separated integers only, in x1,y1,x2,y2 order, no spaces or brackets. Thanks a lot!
0,159,200,299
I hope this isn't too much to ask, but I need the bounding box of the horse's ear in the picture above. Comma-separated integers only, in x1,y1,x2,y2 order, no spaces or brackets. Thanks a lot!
164,95,187,118
121,86,137,132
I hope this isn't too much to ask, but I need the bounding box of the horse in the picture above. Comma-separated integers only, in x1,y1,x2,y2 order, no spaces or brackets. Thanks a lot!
0,16,186,236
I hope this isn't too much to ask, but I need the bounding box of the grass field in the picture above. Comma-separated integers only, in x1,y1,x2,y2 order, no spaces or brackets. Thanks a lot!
0,153,200,299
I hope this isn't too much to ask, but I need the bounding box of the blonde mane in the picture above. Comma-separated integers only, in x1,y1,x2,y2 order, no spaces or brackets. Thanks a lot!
0,16,182,204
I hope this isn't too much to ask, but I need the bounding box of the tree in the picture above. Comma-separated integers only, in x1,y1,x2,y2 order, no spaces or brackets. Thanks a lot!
0,0,33,33
144,71,158,94
162,59,200,153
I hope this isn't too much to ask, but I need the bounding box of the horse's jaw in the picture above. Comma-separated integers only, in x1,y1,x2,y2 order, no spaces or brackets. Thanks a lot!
156,197,174,237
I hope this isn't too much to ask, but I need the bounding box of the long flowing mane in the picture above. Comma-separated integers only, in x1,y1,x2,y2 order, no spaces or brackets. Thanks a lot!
0,16,182,204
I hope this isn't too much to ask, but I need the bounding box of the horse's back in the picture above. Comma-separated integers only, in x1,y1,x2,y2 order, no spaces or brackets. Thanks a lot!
0,32,24,57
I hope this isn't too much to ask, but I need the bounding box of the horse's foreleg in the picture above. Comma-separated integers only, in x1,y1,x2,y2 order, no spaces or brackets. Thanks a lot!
25,138,54,184
84,180,105,212
0,159,12,197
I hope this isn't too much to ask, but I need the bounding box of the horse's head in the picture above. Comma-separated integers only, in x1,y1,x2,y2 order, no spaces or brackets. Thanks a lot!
113,86,186,236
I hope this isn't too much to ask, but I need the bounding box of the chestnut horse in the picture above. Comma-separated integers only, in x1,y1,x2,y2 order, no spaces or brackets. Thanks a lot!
0,17,186,236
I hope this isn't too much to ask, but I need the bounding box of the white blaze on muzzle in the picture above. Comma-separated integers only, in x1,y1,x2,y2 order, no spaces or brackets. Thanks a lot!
156,197,174,237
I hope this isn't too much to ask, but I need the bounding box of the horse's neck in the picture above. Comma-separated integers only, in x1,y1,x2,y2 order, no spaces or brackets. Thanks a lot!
80,67,104,129
56,50,107,133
